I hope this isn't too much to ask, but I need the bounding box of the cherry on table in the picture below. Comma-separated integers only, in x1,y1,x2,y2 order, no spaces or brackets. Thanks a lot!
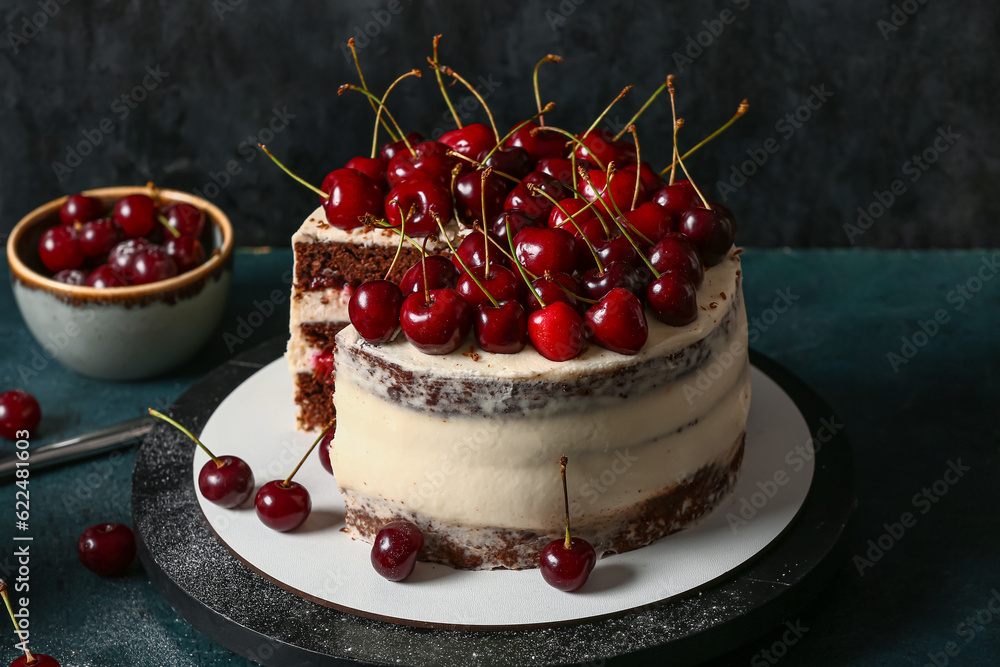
38,225,84,273
0,390,41,440
255,420,336,532
77,522,136,577
148,409,255,509
371,520,425,581
528,301,584,362
476,300,528,354
59,193,103,225
399,288,473,355
114,194,157,238
1,578,60,666
539,456,597,591
10,654,61,667
399,255,459,294
349,279,404,345
585,288,649,355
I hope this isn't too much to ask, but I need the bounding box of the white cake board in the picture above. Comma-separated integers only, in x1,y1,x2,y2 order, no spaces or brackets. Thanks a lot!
195,359,813,629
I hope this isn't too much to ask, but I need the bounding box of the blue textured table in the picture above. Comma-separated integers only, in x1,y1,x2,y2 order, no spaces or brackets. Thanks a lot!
1,248,997,666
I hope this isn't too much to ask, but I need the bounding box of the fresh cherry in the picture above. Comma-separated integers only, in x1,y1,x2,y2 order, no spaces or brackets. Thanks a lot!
384,179,453,237
514,226,577,276
453,232,510,272
653,180,698,217
505,171,566,219
1,579,60,667
476,300,528,354
526,273,580,313
321,168,385,230
547,198,598,235
255,421,335,532
537,157,594,189
647,273,698,326
371,520,425,581
504,121,566,161
585,288,648,355
9,654,61,667
113,194,157,238
622,201,674,243
632,161,668,193
149,409,255,509
378,132,425,163
528,301,584,362
648,233,704,286
399,288,473,355
108,238,150,273
386,140,458,188
164,235,205,273
580,168,647,218
440,122,496,159
78,218,123,258
581,260,647,301
679,206,734,266
345,156,388,190
457,265,523,309
0,391,41,440
86,265,129,288
77,523,136,577
38,225,84,273
454,170,508,226
59,193,103,225
53,269,87,285
574,128,635,168
539,456,596,591
349,280,404,344
482,145,533,180
594,232,639,267
490,209,540,246
161,202,206,238
399,255,459,294
127,244,177,285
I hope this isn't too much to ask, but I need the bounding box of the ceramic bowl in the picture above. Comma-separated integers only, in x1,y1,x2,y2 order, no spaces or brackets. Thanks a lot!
7,185,234,380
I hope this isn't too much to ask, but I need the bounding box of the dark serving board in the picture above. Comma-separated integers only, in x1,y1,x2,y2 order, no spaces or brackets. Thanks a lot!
132,338,854,666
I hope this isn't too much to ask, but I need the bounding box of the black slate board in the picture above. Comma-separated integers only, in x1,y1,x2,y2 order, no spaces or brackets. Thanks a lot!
132,338,854,666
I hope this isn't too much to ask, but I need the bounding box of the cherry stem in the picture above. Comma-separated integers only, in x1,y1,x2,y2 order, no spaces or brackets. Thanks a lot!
580,86,633,141
612,78,669,141
433,213,499,308
665,76,679,185
479,102,556,163
371,219,429,254
626,125,642,209
673,119,711,209
481,169,491,273
157,213,181,238
339,84,409,148
421,235,431,305
342,71,421,159
431,34,462,129
505,216,545,307
604,168,660,277
447,150,520,183
559,455,572,550
348,38,399,142
428,59,500,143
473,223,529,276
1,580,35,664
383,200,407,281
553,279,597,305
532,54,563,126
283,419,335,487
660,98,749,176
149,409,224,467
527,184,604,274
536,125,606,171
258,144,329,198
574,167,615,237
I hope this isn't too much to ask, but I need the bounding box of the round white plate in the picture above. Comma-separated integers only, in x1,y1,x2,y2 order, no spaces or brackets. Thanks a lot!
196,360,813,628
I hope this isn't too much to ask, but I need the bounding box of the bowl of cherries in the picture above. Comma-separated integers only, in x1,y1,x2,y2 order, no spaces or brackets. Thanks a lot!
6,184,234,380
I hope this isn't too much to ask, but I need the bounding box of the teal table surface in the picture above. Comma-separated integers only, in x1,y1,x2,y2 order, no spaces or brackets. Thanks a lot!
1,248,998,666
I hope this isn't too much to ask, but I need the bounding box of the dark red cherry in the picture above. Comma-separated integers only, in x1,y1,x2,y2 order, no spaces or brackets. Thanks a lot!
482,145,533,181
647,273,698,326
255,480,311,532
384,179,453,237
475,300,528,354
59,193,104,225
126,244,177,285
199,455,255,508
504,171,567,219
321,168,385,230
648,233,704,287
386,141,458,188
79,218,124,258
10,653,61,666
548,198,598,236
490,209,541,246
573,128,636,168
86,265,129,288
312,347,335,384
504,121,567,161
452,232,510,272
371,520,424,581
514,227,577,276
349,280,404,344
38,225,83,272
161,202,206,238
537,157,594,189
318,427,335,475
631,161,668,193
528,301,584,362
164,235,205,273
679,206,734,266
399,255,460,294
53,269,87,285
440,122,496,159
581,260,647,301
595,232,639,266
580,169,646,218
454,170,508,226
705,201,738,236
114,194,156,238
539,536,597,591
585,288,648,355
108,238,151,273
526,272,580,313
0,390,41,440
378,132,424,163
653,180,698,217
77,522,136,577
622,201,674,244
457,265,524,309
345,156,388,190
399,288,473,355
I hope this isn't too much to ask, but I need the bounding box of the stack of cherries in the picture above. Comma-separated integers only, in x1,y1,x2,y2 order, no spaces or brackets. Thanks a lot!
267,49,743,362
37,190,209,288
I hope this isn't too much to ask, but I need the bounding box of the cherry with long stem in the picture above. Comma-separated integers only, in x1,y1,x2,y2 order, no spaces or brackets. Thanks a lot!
285,420,334,488
255,420,335,533
447,150,519,183
478,102,556,164
660,98,750,176
258,144,329,198
383,200,407,280
434,213,499,308
431,34,462,129
667,75,680,185
348,37,399,141
539,456,596,591
1,579,39,666
527,184,605,274
506,216,545,307
578,86,633,144
612,77,670,141
156,213,181,238
427,60,500,143
535,125,606,171
672,119,712,209
338,84,410,151
626,124,643,209
532,54,563,125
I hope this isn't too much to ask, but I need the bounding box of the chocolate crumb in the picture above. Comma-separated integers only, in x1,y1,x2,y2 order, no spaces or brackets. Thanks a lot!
709,302,718,309
462,346,481,362
720,292,727,300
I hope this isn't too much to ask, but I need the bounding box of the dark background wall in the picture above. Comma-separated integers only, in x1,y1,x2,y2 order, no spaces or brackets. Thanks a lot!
1,0,996,249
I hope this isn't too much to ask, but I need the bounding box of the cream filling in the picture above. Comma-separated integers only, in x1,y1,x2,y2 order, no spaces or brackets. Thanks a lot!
331,293,750,531
292,205,459,248
290,287,352,326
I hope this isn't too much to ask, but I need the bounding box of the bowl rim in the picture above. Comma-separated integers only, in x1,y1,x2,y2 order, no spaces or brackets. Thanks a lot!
7,184,234,299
